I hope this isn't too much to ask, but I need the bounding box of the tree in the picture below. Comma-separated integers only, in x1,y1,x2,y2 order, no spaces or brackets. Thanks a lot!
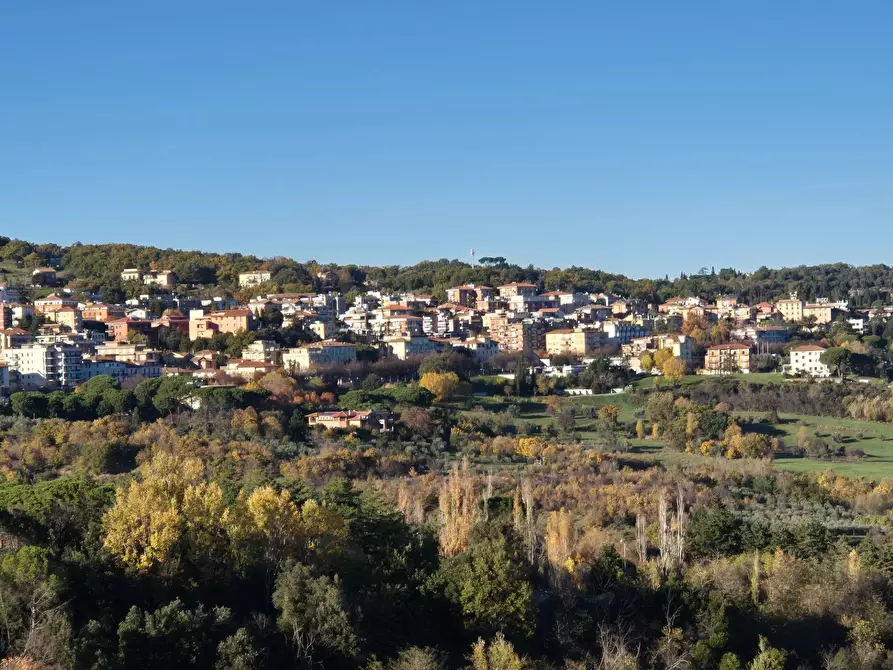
272,562,358,665
597,404,620,425
420,372,461,402
640,351,654,373
661,356,686,383
749,637,786,670
439,528,535,641
216,628,261,670
820,347,852,379
469,633,527,670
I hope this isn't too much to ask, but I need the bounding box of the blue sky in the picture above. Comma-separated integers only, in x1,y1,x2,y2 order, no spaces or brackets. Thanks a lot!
2,1,892,277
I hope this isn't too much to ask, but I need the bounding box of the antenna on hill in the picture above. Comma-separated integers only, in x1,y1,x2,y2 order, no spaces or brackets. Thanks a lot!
470,248,476,267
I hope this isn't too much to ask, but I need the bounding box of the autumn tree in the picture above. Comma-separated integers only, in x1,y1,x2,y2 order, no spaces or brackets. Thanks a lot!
420,372,461,402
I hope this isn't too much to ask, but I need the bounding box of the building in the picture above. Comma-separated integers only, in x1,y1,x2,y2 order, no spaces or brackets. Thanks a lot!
704,343,751,375
788,344,830,377
381,335,443,360
545,329,608,356
4,343,83,390
107,318,155,343
238,271,272,288
488,315,545,352
121,268,142,282
0,362,8,395
143,270,177,288
0,328,35,350
653,334,693,361
309,320,335,340
82,359,162,383
803,302,844,325
189,309,255,340
776,294,804,323
31,267,57,286
601,321,650,344
44,306,82,331
0,304,12,330
446,284,492,307
33,293,78,315
240,340,281,364
497,282,537,299
223,359,281,380
307,409,392,431
94,342,161,365
82,303,127,322
281,341,357,371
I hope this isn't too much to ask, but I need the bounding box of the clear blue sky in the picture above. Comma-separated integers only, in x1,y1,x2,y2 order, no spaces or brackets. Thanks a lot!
3,1,892,277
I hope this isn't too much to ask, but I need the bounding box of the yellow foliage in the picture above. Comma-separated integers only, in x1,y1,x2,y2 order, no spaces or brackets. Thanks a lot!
515,437,545,459
419,371,461,401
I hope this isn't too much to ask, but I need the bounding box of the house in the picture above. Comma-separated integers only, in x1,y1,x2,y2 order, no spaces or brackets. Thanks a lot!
121,268,142,282
223,359,281,380
238,271,272,288
653,334,693,361
316,270,339,285
307,409,392,432
704,343,751,375
309,320,336,340
545,329,608,356
188,309,255,340
0,304,12,329
31,267,57,286
281,341,357,371
803,301,845,325
143,270,177,288
788,345,830,377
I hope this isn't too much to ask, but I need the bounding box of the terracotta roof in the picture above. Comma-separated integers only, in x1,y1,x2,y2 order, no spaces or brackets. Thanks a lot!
707,343,750,350
498,282,536,288
793,344,826,352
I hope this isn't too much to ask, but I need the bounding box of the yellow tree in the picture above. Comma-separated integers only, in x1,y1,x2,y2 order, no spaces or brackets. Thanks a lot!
597,404,620,425
653,348,674,370
103,453,226,571
420,371,461,402
661,357,686,384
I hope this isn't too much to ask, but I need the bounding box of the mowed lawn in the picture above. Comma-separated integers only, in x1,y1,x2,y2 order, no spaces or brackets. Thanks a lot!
739,412,893,478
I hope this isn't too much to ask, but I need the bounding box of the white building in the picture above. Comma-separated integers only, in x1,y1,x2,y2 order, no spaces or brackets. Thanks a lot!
4,344,84,391
788,345,830,377
381,336,443,360
282,341,357,371
238,271,272,288
82,359,162,383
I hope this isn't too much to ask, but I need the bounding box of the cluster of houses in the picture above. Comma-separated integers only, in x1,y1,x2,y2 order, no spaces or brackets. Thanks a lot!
0,267,870,404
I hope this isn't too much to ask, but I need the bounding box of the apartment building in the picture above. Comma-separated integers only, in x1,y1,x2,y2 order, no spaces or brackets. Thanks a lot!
776,295,804,323
238,271,271,288
788,344,830,377
0,328,35,350
33,293,78,315
240,340,282,364
281,341,357,371
189,309,255,340
653,333,693,361
94,342,161,365
82,303,127,322
601,321,650,344
45,306,82,331
0,363,8,395
4,343,84,390
704,343,751,375
381,335,443,360
497,282,537,299
446,284,492,307
545,329,608,356
107,318,155,343
488,315,545,352
82,359,162,382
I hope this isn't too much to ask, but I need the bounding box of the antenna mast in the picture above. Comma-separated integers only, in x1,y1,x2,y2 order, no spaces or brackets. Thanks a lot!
470,248,476,267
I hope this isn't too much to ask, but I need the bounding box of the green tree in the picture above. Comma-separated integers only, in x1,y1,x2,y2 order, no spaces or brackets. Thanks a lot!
820,347,852,379
272,562,358,664
439,528,535,641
